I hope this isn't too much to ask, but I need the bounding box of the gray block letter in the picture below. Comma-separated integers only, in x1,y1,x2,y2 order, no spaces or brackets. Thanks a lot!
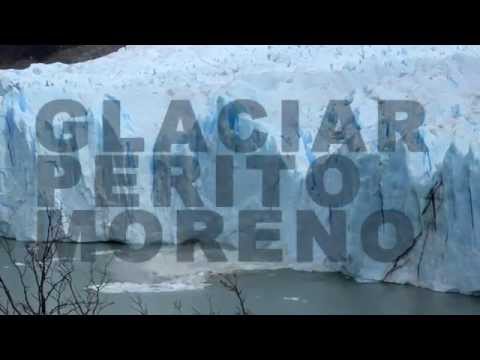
110,210,163,263
282,100,300,152
246,155,295,207
239,210,283,262
37,155,82,207
154,100,208,153
216,155,234,207
95,155,139,207
153,155,204,207
103,100,144,152
313,100,366,152
297,210,346,262
177,210,227,262
306,155,360,208
36,99,89,153
361,210,414,263
218,99,268,153
378,100,427,152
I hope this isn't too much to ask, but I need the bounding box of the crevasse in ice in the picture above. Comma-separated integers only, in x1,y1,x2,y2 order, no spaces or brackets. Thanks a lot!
1,45,480,295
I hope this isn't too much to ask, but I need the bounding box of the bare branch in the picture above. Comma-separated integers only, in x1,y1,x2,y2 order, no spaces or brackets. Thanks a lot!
215,273,251,315
130,294,149,315
0,207,113,315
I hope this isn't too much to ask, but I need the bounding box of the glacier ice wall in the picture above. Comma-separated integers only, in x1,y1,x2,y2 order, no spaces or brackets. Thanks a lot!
1,45,480,295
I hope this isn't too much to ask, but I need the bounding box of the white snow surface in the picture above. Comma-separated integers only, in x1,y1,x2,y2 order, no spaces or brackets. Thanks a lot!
1,45,480,295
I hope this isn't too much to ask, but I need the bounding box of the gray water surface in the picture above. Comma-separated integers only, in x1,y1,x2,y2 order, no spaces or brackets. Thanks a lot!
1,240,480,315
102,269,480,315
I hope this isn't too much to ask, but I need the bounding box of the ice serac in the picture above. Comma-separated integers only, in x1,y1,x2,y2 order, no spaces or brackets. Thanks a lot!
1,45,480,295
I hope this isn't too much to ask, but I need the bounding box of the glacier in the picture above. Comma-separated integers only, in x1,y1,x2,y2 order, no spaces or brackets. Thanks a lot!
1,45,480,295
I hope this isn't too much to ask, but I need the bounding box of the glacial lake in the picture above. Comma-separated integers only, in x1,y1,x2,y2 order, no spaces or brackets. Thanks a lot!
1,239,480,315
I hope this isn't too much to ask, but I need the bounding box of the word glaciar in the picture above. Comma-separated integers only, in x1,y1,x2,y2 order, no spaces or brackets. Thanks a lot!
36,98,426,263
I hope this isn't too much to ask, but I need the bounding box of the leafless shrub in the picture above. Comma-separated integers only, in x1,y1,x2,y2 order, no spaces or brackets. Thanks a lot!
0,208,113,315
171,273,252,315
215,273,251,315
205,295,219,315
190,295,220,315
130,294,149,315
173,299,183,314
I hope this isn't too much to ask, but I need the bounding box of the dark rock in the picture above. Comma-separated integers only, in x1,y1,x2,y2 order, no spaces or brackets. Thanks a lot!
0,45,125,69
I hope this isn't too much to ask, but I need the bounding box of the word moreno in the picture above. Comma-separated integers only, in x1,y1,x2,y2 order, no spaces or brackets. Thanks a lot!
35,98,426,264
